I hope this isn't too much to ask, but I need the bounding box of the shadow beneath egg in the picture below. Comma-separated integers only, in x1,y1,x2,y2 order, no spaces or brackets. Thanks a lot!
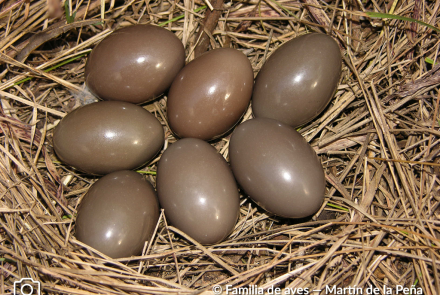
236,189,342,227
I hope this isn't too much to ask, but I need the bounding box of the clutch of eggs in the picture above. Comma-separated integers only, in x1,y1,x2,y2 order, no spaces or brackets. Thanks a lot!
69,30,342,251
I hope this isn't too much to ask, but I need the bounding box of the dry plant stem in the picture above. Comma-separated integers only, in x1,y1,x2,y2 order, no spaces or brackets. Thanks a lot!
1,29,112,90
162,210,182,285
0,3,48,51
234,3,260,34
0,53,82,91
0,0,439,292
251,223,332,285
16,19,100,62
194,0,224,57
167,226,239,276
0,90,66,117
425,100,440,295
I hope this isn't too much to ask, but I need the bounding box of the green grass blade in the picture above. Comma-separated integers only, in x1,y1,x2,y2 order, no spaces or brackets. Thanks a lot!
64,1,76,24
158,6,206,27
326,203,349,212
425,57,437,65
412,277,419,287
136,170,157,175
365,11,440,33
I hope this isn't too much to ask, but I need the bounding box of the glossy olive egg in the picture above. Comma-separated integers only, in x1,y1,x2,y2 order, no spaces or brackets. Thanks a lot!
85,25,185,104
252,33,342,127
167,48,254,141
157,138,239,244
53,101,164,175
229,118,325,218
75,170,159,258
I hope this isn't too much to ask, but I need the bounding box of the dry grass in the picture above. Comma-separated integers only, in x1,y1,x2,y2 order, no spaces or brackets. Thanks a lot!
1,0,440,293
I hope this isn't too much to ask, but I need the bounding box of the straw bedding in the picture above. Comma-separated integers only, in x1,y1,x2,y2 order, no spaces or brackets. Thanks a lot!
0,0,439,293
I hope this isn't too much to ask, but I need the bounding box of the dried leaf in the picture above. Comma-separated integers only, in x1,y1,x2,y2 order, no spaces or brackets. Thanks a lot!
234,4,258,33
16,19,99,62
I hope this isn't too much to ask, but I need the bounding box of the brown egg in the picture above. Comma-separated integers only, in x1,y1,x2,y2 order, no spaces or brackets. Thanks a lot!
167,48,254,141
157,138,239,244
53,101,164,175
75,170,159,258
85,25,185,104
252,33,342,127
229,118,325,218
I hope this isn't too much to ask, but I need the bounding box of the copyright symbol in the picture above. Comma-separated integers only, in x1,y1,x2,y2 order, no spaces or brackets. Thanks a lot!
212,285,222,294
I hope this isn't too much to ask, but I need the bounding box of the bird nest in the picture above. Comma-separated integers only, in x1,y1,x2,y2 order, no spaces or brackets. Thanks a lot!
0,0,439,294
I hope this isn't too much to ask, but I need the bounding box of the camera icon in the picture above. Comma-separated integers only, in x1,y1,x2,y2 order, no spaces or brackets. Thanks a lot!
13,278,40,295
